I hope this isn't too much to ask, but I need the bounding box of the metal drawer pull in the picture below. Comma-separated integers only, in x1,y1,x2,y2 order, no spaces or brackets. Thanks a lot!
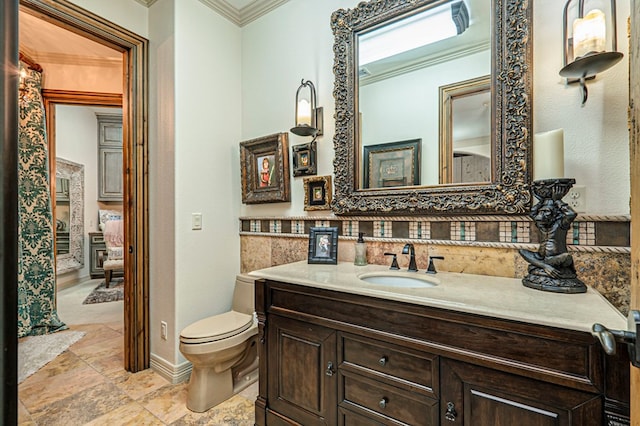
378,356,388,366
325,361,335,376
445,402,457,422
379,397,388,409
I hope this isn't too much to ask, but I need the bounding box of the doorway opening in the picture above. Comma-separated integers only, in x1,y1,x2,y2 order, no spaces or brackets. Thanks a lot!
20,0,149,372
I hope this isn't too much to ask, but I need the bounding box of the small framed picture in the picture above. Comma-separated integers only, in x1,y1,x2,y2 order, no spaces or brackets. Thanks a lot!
308,227,338,264
363,139,421,189
292,141,317,177
240,133,290,204
303,175,332,211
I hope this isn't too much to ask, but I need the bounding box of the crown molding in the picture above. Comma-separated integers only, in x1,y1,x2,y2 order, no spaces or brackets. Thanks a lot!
198,0,289,26
133,0,159,7
133,0,288,26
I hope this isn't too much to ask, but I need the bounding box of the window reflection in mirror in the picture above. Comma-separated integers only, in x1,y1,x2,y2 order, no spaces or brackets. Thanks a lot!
439,75,491,184
357,0,491,189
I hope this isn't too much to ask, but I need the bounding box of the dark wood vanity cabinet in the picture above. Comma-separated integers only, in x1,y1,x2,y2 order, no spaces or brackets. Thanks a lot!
266,315,337,425
255,279,630,426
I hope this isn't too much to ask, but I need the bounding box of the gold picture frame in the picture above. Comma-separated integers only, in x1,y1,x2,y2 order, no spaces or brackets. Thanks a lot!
240,133,290,204
303,175,332,211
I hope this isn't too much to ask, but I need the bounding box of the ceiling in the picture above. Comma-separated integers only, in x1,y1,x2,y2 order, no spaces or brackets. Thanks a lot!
19,11,121,66
19,0,290,67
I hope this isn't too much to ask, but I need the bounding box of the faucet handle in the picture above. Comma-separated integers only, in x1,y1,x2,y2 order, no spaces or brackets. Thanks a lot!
384,253,400,270
426,256,445,274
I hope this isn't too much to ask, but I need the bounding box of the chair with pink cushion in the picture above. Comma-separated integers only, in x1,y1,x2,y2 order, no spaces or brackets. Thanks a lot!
102,218,124,288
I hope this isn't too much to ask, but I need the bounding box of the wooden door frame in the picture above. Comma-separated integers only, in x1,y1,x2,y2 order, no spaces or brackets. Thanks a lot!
630,1,640,423
20,0,149,372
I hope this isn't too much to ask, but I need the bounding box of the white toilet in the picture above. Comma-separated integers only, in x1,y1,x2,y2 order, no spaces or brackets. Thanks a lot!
179,274,259,412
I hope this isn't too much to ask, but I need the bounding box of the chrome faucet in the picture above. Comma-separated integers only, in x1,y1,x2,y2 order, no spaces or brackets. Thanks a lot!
402,243,418,272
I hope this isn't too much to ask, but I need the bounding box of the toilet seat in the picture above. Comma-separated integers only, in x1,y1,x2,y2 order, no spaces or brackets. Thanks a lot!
180,311,254,344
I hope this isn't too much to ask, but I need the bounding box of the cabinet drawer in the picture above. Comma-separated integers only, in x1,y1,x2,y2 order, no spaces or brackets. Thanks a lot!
339,407,386,426
340,333,437,395
90,233,105,244
341,371,439,426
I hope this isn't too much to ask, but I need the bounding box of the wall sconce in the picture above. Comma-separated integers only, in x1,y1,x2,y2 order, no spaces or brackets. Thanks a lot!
18,63,28,92
291,79,323,141
18,63,32,105
560,0,623,105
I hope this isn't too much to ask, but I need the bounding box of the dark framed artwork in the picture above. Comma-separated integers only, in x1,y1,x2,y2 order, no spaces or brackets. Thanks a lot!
308,227,338,264
303,175,332,211
363,139,421,189
240,133,290,204
292,141,317,177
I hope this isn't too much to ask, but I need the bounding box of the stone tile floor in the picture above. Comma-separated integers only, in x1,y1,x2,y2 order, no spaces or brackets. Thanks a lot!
18,280,257,425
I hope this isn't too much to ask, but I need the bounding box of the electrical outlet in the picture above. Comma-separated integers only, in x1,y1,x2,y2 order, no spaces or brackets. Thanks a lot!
161,321,168,340
563,185,586,213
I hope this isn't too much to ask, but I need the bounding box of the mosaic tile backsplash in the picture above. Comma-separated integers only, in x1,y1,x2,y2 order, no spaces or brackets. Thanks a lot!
240,215,631,314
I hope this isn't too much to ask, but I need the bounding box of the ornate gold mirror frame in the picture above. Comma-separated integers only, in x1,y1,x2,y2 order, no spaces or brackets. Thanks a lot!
331,0,532,214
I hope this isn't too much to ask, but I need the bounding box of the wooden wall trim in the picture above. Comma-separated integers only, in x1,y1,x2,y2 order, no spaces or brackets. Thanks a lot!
2,1,19,423
629,1,640,422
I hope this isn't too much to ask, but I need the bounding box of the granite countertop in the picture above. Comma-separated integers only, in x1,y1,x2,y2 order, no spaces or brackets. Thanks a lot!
249,261,626,333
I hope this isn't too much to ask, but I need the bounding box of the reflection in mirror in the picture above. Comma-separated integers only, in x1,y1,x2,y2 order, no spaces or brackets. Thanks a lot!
357,0,490,189
439,75,491,184
55,158,84,274
55,177,70,254
331,0,532,214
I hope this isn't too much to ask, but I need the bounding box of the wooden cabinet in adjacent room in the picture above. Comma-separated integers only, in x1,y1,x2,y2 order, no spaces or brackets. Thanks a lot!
96,114,123,201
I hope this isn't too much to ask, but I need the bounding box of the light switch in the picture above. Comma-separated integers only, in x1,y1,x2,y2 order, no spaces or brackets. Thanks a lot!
192,213,202,230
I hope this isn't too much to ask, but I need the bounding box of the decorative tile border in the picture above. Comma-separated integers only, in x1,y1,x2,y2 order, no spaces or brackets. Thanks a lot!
499,221,531,244
239,215,630,253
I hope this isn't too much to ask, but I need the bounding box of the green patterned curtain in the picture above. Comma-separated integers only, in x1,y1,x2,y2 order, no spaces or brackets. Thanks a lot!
17,62,66,337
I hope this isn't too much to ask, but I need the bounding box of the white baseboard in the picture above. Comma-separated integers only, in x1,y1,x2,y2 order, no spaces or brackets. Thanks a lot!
150,353,191,384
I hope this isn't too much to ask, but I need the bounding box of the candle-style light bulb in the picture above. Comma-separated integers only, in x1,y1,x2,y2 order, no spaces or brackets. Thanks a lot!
572,9,606,59
297,98,312,126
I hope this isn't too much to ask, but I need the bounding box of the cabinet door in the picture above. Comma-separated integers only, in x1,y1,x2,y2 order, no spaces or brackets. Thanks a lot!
98,148,123,200
440,358,602,426
96,114,123,201
268,315,337,425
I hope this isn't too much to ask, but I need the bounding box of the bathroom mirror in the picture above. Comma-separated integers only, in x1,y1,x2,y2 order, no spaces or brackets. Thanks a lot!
55,157,84,274
331,0,532,214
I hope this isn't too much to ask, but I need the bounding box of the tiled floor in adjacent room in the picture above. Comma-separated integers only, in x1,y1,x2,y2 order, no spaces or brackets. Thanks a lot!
18,279,257,425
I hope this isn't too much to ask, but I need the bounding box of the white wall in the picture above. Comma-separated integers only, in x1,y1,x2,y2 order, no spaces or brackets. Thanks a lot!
241,0,631,215
69,0,148,37
55,105,100,284
534,0,630,214
241,0,360,216
148,0,243,367
148,0,177,370
173,0,242,363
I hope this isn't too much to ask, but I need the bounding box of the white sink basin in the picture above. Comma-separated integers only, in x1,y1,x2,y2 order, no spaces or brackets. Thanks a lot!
358,273,439,288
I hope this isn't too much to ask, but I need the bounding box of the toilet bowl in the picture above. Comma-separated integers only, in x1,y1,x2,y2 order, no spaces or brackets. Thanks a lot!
179,274,258,412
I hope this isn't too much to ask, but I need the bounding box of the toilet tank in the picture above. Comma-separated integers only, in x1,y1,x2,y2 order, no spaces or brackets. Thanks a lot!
232,274,255,315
